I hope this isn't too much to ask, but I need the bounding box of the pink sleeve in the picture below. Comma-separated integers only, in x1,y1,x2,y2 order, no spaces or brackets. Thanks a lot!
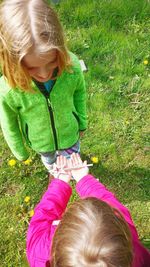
27,179,72,267
76,175,150,266
76,175,138,234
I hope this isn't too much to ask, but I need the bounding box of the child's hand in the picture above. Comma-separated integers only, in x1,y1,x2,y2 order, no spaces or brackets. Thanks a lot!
54,155,71,183
68,153,89,182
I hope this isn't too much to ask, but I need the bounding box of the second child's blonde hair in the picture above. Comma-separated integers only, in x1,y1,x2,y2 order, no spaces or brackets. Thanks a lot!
51,197,133,267
0,0,71,91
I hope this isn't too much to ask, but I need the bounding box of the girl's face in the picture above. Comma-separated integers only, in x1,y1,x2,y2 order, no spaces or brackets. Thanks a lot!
22,49,58,82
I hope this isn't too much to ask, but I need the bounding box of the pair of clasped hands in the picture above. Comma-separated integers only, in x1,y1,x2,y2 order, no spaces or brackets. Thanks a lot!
52,153,89,183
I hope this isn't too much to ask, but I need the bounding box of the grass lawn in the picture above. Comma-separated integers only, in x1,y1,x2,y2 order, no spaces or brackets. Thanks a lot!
0,0,150,266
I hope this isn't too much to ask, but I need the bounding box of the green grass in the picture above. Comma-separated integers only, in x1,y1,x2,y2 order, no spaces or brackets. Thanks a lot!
0,0,150,265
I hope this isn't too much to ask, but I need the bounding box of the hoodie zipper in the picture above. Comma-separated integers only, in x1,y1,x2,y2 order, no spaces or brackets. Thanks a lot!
46,97,58,150
33,79,58,150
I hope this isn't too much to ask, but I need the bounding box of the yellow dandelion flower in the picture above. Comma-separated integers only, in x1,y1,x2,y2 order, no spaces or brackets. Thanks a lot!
23,158,32,165
29,209,34,217
143,59,148,65
125,120,130,125
8,159,17,167
91,156,99,164
24,196,31,203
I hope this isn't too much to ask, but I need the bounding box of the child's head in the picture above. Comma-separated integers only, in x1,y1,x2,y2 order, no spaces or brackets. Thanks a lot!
51,197,133,267
0,0,71,91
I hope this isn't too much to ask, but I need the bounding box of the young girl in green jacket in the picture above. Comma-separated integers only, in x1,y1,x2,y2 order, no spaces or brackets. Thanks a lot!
0,0,87,174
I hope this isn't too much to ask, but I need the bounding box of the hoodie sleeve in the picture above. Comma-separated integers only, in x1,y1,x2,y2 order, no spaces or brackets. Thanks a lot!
0,96,29,160
73,59,87,131
76,175,150,266
27,179,72,266
76,175,138,232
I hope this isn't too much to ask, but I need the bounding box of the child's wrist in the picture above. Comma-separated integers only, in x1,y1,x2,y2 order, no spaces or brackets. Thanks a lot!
58,174,71,183
74,175,84,183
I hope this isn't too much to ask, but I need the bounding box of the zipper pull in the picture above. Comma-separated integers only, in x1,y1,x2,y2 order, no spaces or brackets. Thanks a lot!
47,98,52,108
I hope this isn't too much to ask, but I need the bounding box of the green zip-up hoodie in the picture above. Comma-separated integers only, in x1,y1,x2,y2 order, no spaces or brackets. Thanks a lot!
0,53,87,160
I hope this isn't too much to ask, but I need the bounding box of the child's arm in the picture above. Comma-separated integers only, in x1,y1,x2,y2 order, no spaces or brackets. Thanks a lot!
0,97,29,160
76,175,136,226
69,154,138,234
77,175,150,265
27,178,72,264
73,60,87,132
27,156,72,265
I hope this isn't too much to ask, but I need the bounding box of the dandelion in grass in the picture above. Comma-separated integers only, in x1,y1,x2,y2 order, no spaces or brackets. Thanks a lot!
23,158,32,165
29,209,34,217
91,156,99,164
143,59,148,65
24,196,31,203
8,159,17,167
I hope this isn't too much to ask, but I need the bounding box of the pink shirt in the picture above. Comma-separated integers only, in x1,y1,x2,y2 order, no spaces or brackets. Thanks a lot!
27,175,150,267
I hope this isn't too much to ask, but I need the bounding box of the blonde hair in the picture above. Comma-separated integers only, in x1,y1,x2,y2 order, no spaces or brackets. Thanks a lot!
0,0,71,91
51,197,133,267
